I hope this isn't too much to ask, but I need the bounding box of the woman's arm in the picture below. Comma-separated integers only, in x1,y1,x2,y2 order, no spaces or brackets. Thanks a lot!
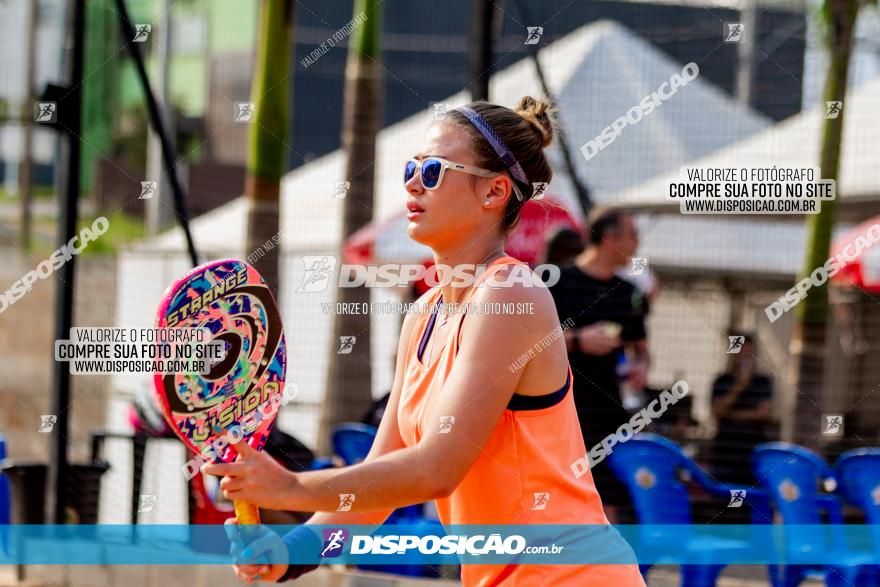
299,309,419,525
222,309,421,583
209,308,420,515
208,282,561,513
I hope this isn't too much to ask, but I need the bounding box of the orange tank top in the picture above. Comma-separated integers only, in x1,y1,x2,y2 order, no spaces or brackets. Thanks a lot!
397,256,646,586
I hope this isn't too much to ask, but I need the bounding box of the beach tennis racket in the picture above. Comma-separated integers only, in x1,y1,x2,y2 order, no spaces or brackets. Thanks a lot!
152,259,286,527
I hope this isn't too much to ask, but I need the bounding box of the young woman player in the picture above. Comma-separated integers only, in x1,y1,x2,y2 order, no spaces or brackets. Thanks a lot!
205,96,646,586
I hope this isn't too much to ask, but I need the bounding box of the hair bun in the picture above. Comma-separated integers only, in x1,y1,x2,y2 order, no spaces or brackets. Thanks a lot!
515,96,556,148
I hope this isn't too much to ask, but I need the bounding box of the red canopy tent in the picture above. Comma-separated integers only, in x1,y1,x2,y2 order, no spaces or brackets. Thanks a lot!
829,216,880,294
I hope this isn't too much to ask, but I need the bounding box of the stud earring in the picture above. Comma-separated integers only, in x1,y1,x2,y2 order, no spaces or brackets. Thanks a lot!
484,200,490,206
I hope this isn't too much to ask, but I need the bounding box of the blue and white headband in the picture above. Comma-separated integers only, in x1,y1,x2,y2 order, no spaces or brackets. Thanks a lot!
454,105,529,201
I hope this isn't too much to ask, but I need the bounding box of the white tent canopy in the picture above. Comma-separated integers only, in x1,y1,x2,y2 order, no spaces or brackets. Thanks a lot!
115,20,775,446
632,214,865,279
613,77,880,212
138,19,769,255
615,76,880,279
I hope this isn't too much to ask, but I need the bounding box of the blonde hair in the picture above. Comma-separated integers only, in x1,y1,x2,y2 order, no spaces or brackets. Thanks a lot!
448,96,557,232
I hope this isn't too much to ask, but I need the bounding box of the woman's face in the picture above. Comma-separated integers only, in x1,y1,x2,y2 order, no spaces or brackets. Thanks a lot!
405,122,505,251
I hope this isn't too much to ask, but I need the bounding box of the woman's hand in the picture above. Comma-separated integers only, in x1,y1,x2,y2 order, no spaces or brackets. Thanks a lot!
203,439,298,510
224,518,289,583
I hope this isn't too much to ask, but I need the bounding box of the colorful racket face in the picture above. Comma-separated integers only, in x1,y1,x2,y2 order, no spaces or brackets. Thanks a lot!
152,259,286,467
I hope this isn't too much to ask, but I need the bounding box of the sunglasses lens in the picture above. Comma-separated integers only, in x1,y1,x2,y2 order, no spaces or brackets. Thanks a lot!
404,160,417,183
422,159,442,188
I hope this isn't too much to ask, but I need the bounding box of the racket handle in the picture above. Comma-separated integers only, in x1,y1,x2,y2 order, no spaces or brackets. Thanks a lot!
234,500,261,526
233,500,267,563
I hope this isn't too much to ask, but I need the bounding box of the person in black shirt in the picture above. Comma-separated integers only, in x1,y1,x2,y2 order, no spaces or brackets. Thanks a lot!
711,334,775,485
548,208,649,522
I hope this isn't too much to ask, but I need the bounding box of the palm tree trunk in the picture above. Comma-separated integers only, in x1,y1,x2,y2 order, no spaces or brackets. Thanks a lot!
244,0,294,295
318,0,382,453
787,0,858,444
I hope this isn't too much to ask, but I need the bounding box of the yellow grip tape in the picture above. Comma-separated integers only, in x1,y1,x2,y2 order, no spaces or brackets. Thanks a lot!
234,500,261,525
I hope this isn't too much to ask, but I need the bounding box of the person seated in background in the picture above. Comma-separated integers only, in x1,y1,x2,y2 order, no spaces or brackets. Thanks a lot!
711,334,776,485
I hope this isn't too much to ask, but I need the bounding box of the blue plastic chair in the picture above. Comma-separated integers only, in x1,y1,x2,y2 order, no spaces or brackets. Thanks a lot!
608,434,775,587
330,423,440,578
330,422,422,518
308,457,336,470
834,448,880,583
835,448,880,524
753,443,876,586
331,423,378,465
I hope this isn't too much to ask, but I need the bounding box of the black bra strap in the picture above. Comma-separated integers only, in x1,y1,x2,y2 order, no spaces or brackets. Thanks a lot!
507,372,570,411
417,296,442,362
